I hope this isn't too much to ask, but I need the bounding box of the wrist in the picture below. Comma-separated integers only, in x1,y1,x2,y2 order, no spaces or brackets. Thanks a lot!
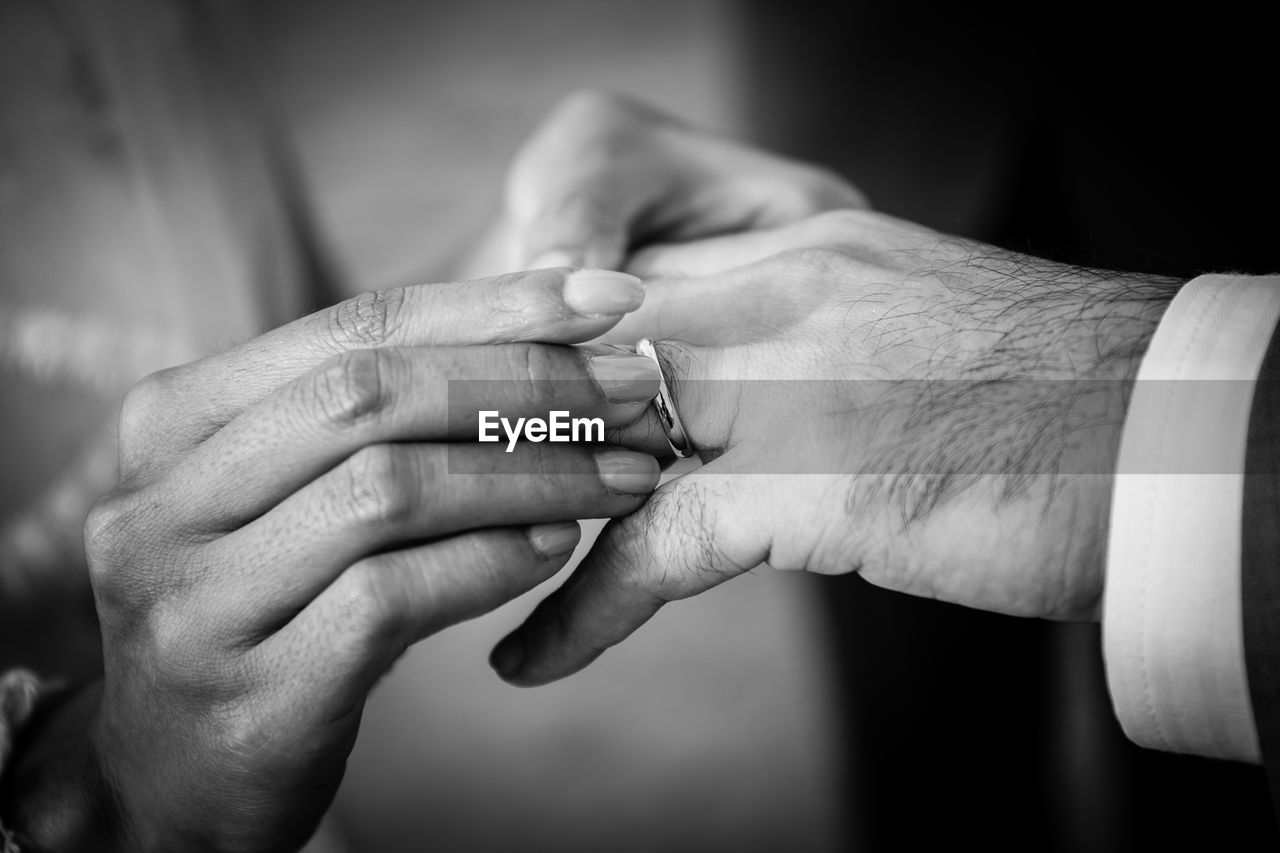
1076,275,1181,613
1087,275,1181,383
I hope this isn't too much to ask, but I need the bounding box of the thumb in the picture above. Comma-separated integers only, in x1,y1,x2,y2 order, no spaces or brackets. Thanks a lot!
489,459,772,686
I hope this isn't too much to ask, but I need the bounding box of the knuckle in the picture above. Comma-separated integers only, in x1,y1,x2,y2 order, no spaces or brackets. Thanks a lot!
478,271,550,327
311,349,391,427
334,562,406,649
149,605,204,674
519,442,574,488
83,492,135,576
119,367,179,440
511,273,571,329
472,532,559,601
467,534,517,583
508,342,557,386
549,88,631,132
326,288,405,348
643,485,727,599
599,535,654,602
85,492,192,625
342,444,417,529
84,488,186,618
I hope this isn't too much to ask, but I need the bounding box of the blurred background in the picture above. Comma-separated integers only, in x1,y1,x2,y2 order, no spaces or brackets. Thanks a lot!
2,0,1277,850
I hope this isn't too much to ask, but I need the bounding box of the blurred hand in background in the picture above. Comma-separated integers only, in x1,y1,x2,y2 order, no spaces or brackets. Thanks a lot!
469,91,866,277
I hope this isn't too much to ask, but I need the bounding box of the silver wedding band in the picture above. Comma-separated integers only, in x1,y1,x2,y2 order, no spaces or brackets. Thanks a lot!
635,338,693,459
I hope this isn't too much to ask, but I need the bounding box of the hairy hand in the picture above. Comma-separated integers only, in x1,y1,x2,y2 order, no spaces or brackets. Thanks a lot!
491,210,1179,686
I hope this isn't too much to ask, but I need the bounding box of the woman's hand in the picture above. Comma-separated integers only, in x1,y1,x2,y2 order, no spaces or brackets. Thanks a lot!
2,269,662,852
490,210,1179,685
468,91,866,275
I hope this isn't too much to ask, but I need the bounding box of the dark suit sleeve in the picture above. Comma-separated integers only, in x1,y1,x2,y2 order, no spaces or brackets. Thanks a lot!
1243,321,1280,816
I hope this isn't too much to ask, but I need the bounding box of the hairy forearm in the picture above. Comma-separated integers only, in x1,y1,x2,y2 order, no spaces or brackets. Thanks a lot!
839,262,1181,618
868,258,1180,508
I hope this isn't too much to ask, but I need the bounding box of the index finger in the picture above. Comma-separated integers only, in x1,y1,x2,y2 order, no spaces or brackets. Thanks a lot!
121,268,643,472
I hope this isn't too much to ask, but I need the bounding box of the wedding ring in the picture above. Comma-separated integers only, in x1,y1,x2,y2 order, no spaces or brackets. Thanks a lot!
635,338,693,459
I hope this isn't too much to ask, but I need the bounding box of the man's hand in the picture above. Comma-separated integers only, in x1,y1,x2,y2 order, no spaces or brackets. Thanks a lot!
1,269,663,851
484,91,866,273
490,210,1180,686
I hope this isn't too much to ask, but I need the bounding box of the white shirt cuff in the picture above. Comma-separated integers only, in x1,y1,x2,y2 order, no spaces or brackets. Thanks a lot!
1104,273,1280,763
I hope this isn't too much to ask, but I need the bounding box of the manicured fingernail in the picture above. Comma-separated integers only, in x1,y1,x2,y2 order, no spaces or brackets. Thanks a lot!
490,635,525,679
588,350,660,403
531,250,579,269
596,450,660,494
563,269,644,316
527,522,581,558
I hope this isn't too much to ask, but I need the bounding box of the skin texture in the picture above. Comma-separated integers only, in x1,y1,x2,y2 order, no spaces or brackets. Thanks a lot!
1,269,663,852
491,209,1179,687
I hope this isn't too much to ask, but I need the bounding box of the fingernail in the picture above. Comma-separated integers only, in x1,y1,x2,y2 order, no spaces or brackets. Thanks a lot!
596,450,660,495
527,522,581,558
531,250,579,269
490,635,525,679
588,351,660,403
563,269,644,317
